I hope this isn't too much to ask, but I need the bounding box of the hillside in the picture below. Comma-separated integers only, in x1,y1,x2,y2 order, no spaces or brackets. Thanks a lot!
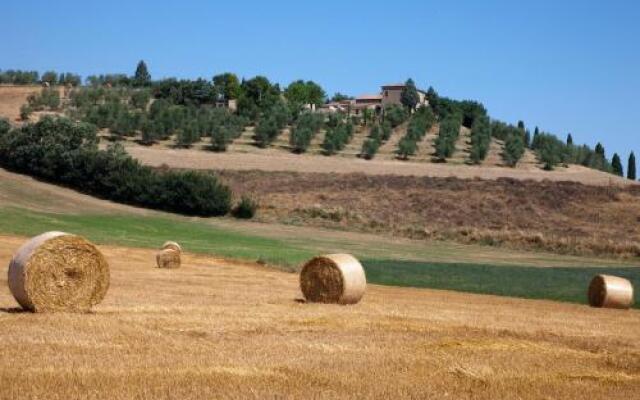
0,235,639,399
0,85,631,186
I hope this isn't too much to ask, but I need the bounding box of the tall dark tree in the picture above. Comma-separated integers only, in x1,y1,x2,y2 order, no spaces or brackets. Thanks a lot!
566,133,573,146
611,153,624,176
213,73,241,100
400,78,419,111
595,142,605,157
133,60,151,87
524,130,531,148
628,152,637,180
517,120,525,130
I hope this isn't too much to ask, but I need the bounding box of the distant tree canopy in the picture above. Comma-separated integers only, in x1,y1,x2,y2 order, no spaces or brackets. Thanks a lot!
0,70,39,85
330,93,352,102
133,60,151,87
400,78,419,111
213,73,241,100
284,80,326,108
0,116,232,216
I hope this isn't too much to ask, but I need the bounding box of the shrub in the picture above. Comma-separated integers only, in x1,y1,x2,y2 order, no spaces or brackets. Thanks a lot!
322,119,353,155
469,115,491,164
502,133,525,167
361,138,380,160
434,115,461,160
254,116,280,148
20,104,32,121
384,104,408,128
232,195,258,219
397,136,417,159
290,112,324,153
0,117,232,216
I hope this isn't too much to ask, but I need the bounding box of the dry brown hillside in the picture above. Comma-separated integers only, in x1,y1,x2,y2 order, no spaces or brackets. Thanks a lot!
0,235,638,399
0,85,41,122
219,170,640,258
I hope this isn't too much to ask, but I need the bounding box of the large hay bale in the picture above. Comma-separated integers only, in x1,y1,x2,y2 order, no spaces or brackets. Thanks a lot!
156,248,181,269
588,274,634,309
300,254,366,304
8,231,110,313
162,241,182,254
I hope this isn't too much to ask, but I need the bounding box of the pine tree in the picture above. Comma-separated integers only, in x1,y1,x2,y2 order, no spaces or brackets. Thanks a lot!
133,60,151,87
566,133,573,146
628,152,637,180
611,153,624,176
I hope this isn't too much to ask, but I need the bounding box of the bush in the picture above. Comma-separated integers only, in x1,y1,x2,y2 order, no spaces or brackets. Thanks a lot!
19,104,32,121
289,112,324,153
232,195,258,219
397,136,417,159
0,117,232,216
361,138,380,160
322,119,353,155
384,104,408,128
502,133,525,167
434,115,461,160
469,115,491,164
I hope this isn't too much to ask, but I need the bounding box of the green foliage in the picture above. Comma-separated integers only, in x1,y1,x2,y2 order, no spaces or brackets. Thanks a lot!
27,87,61,110
322,118,353,155
87,74,130,87
0,70,39,84
397,136,417,160
567,133,573,146
384,104,408,128
469,115,491,164
400,78,419,111
232,195,258,219
628,152,636,180
434,115,461,160
360,138,380,160
176,120,201,148
238,76,281,121
19,104,32,121
254,117,280,148
284,80,326,108
330,93,352,102
503,133,525,167
611,153,624,176
130,89,151,109
133,60,151,87
213,73,241,100
0,117,232,216
396,107,436,160
41,71,58,85
153,78,213,106
289,112,324,153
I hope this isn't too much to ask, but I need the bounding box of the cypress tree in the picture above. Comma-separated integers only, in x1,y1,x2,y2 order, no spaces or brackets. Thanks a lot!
628,152,637,180
133,60,151,87
566,133,573,146
400,78,420,112
611,153,624,176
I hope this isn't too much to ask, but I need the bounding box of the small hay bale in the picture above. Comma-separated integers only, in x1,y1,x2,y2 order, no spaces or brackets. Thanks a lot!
300,254,366,304
7,231,110,313
162,241,182,253
588,274,634,309
156,248,181,269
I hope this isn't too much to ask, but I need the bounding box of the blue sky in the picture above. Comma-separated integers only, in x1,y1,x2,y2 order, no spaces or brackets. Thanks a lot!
3,0,639,167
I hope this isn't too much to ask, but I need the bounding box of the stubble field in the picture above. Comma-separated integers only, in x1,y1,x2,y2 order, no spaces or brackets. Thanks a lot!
0,235,639,399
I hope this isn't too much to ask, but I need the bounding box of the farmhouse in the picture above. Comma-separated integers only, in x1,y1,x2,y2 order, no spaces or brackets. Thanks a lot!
322,82,429,115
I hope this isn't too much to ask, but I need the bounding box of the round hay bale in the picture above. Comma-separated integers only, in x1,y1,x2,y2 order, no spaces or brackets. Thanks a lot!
161,241,182,253
588,274,634,309
156,248,181,269
7,232,110,313
300,254,366,304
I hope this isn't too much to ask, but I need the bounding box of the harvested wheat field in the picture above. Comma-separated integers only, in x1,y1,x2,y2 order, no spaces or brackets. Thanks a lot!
0,235,639,399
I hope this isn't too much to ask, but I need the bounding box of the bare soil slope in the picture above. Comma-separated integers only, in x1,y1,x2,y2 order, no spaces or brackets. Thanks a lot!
0,85,40,122
0,235,638,400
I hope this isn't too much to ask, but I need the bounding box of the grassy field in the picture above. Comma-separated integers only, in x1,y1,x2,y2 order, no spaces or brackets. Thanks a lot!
1,206,637,307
